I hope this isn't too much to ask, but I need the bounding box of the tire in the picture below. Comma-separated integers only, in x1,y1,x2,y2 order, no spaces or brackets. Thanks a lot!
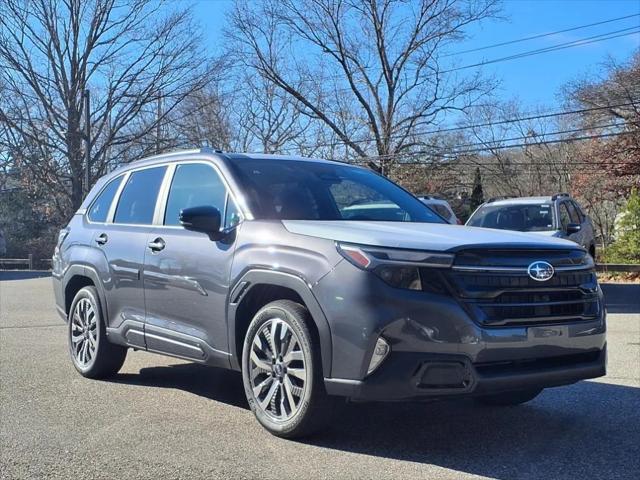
241,300,333,438
68,286,127,379
474,388,543,406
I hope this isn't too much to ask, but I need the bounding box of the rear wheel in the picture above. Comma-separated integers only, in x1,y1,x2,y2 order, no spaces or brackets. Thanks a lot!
241,300,333,438
475,388,543,406
68,286,127,379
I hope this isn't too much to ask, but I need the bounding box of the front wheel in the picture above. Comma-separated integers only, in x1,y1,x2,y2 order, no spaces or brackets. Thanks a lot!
241,300,333,438
474,388,543,406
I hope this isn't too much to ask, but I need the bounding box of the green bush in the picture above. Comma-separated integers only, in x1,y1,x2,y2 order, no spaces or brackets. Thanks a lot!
602,189,640,263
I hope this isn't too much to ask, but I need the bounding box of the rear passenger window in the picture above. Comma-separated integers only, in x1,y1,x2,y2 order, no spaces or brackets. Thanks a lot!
164,163,227,226
114,167,166,224
88,176,122,222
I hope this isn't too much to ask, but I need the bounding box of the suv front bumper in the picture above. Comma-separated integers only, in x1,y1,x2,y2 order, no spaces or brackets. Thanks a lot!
315,259,607,401
325,347,606,401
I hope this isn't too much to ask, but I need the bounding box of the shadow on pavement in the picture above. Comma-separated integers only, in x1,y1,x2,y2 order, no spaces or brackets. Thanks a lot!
0,270,52,281
601,283,640,314
308,380,640,479
111,362,639,479
109,363,249,410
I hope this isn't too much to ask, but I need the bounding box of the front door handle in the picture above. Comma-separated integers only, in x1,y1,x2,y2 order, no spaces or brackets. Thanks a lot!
147,237,166,252
95,233,108,245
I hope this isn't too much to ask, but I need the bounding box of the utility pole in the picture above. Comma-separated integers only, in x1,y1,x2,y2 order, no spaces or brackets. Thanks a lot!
83,89,91,196
156,95,162,154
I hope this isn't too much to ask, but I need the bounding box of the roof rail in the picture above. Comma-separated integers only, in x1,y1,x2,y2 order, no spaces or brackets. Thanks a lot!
486,195,512,203
551,192,570,200
200,146,224,154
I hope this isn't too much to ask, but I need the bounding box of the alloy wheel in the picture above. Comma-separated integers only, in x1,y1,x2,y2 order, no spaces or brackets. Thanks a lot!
248,317,307,421
70,298,97,367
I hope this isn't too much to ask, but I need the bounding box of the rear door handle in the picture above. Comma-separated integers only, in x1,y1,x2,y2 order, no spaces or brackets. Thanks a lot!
95,233,108,245
147,237,166,252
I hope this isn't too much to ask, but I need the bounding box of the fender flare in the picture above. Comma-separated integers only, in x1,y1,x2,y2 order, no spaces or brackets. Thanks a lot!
227,269,333,376
62,264,109,323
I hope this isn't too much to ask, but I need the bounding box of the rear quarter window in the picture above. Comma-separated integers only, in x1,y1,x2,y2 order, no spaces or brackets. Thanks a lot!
87,176,123,223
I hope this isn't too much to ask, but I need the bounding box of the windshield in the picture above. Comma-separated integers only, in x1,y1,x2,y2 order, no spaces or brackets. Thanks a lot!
467,203,555,232
228,159,444,223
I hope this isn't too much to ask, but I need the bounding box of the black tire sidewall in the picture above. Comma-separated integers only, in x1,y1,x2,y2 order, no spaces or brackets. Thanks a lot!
241,301,319,437
68,286,103,375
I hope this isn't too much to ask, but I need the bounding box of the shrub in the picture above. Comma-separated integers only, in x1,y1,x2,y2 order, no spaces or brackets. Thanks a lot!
602,189,640,263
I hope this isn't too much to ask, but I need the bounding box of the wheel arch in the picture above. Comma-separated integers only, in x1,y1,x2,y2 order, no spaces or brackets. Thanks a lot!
63,265,108,323
227,269,332,376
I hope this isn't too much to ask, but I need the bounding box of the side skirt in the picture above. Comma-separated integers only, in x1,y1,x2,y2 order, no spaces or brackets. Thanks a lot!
106,321,231,368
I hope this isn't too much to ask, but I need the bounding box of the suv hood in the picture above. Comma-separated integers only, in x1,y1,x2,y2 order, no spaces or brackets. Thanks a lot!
282,220,578,252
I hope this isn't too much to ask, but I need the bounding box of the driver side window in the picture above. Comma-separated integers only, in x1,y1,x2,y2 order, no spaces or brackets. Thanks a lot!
164,163,227,226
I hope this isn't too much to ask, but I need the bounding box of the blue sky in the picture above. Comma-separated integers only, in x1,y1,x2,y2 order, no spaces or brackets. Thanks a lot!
192,0,639,109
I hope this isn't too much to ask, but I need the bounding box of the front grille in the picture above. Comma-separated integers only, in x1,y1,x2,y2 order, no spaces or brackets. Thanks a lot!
444,249,600,327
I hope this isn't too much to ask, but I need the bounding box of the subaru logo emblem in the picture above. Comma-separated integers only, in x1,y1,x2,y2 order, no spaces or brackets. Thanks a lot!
527,261,554,281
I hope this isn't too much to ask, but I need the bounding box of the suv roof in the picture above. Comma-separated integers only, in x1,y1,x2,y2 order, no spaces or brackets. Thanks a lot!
486,194,572,206
135,148,344,166
105,149,354,180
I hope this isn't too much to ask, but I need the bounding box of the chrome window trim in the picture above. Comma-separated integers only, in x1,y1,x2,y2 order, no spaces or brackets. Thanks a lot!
154,163,176,226
84,157,245,229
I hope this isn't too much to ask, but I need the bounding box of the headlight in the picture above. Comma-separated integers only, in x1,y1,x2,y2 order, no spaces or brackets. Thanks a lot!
336,242,453,291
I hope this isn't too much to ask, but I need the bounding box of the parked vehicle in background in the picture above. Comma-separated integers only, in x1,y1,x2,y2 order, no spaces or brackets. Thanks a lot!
53,151,606,438
0,230,6,256
466,194,597,258
418,195,460,224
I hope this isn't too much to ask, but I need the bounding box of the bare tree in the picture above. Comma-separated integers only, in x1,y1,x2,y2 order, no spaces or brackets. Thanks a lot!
565,52,640,188
227,0,499,172
460,101,580,197
232,73,311,153
0,0,212,214
166,83,234,152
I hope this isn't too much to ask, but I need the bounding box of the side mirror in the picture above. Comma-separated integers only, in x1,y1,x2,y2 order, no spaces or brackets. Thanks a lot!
566,223,581,234
180,206,221,235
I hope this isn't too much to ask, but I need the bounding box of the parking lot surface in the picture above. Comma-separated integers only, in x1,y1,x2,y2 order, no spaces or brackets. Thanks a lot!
1,272,639,479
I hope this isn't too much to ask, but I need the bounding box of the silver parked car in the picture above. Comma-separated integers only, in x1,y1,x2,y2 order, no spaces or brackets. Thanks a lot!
466,194,596,258
418,195,460,224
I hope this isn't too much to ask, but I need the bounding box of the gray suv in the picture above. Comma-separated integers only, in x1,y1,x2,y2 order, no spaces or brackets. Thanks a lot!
52,150,606,438
466,194,597,258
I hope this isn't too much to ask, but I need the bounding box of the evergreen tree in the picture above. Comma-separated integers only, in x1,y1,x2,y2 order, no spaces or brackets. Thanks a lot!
605,189,640,263
470,167,484,211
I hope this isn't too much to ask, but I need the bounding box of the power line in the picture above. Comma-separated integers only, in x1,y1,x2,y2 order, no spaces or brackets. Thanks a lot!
279,101,638,153
212,24,640,102
356,130,635,162
443,13,640,57
441,27,640,73
274,27,639,90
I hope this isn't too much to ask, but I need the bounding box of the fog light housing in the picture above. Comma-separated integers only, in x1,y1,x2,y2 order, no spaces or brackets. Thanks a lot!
367,337,390,375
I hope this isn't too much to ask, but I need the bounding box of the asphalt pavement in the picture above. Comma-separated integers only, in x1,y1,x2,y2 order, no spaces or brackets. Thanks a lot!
1,272,639,479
